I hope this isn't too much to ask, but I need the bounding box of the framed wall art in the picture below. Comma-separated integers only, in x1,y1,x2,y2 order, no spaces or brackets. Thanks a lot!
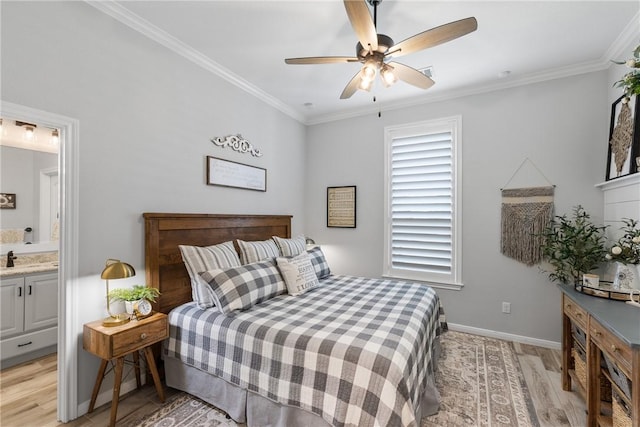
0,193,16,209
327,186,356,228
606,94,640,180
206,156,266,192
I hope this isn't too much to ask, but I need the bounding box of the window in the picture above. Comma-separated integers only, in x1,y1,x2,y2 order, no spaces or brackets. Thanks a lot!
383,116,462,289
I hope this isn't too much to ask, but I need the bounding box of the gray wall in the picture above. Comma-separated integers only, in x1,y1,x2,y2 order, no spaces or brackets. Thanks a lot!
1,146,57,242
1,0,636,416
305,71,610,343
2,2,306,405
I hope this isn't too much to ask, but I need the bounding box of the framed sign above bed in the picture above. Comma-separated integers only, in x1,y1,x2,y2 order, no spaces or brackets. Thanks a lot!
206,156,266,192
327,186,356,228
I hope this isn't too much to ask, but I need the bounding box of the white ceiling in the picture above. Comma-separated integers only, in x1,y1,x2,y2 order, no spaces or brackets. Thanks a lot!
100,1,639,124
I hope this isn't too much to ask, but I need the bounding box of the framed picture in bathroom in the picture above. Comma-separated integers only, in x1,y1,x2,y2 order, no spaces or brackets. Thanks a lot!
0,193,16,209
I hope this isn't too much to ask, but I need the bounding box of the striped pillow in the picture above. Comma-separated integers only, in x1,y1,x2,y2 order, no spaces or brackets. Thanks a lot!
307,246,331,279
273,235,306,257
237,239,280,264
199,259,286,314
179,241,241,308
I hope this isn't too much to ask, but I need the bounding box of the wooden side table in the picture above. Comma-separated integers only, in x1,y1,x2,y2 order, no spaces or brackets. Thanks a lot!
83,312,168,427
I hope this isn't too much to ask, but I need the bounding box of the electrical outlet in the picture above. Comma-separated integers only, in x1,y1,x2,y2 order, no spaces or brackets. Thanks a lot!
502,302,511,314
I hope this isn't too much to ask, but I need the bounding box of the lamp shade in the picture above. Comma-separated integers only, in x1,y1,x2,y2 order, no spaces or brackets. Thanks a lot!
101,259,136,280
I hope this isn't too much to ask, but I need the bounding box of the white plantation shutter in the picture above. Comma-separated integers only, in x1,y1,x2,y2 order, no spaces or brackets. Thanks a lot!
384,117,462,288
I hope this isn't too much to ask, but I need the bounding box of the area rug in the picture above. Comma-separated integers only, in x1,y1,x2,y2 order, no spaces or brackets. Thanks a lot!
130,331,539,427
423,330,539,426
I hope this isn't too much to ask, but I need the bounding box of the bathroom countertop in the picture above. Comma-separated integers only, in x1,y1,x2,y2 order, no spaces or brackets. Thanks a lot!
0,262,58,278
0,251,59,278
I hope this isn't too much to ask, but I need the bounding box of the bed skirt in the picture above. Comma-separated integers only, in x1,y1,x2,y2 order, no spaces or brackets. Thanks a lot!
163,337,441,427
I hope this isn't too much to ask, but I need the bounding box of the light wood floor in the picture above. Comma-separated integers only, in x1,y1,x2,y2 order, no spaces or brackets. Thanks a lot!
0,342,587,427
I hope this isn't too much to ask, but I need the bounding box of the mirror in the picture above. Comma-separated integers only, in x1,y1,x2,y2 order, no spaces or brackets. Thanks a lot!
0,118,59,252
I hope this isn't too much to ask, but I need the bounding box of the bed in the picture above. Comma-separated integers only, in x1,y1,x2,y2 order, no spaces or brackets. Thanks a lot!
144,213,445,427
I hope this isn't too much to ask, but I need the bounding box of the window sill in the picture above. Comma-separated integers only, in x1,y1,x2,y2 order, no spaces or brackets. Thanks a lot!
382,275,464,291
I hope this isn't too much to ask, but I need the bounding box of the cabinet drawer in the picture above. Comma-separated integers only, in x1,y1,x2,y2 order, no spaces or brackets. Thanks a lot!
563,295,587,329
111,318,168,357
590,317,632,377
0,326,57,360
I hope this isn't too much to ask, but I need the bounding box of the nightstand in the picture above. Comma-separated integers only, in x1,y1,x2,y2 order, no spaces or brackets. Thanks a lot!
83,312,168,427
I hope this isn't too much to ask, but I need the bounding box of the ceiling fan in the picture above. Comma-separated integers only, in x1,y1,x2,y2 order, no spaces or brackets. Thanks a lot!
285,0,477,99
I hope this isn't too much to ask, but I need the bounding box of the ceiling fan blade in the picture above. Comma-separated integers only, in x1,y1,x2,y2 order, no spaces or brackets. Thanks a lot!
343,0,378,52
340,71,362,99
285,56,359,65
388,62,434,89
389,17,477,58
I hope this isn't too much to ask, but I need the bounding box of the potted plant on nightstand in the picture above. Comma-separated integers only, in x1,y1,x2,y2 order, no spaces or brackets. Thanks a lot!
541,205,607,285
108,285,160,315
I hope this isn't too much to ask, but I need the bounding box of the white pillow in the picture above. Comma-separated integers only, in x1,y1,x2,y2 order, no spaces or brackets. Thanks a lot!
276,252,320,296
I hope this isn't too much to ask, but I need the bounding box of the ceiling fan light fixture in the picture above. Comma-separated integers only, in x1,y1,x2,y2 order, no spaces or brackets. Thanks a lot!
360,60,378,83
358,77,373,92
380,64,397,87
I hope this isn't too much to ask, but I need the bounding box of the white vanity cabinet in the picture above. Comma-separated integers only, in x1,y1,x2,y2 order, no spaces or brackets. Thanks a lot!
0,272,58,362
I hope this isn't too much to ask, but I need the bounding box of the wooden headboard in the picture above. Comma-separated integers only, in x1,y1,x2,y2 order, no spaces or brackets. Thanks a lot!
143,213,292,314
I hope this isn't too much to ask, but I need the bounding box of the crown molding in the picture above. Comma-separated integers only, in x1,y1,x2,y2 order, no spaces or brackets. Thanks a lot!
306,58,609,125
603,11,640,61
307,12,640,126
86,1,638,127
85,1,306,124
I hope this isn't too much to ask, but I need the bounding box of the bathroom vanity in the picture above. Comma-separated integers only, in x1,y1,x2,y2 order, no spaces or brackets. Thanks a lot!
0,257,58,367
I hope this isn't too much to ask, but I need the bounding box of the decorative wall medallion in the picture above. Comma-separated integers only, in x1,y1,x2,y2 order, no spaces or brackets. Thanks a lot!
211,134,262,157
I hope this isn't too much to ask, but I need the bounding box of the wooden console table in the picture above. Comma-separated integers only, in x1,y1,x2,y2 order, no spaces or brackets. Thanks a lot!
559,284,640,427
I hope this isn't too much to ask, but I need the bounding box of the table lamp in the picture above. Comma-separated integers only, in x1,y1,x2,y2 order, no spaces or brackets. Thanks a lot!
101,258,136,327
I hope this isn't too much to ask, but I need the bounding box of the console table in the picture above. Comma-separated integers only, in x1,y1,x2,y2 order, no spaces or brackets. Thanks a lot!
559,284,640,427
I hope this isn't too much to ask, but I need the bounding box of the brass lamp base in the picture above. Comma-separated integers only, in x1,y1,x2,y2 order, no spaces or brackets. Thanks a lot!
102,314,130,327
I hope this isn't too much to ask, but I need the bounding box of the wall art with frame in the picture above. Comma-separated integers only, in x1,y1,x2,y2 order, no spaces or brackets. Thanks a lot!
206,156,266,192
606,94,640,180
327,186,356,228
0,193,16,209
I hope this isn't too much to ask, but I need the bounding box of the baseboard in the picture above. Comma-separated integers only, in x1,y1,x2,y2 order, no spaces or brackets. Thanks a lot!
448,323,561,350
77,374,146,416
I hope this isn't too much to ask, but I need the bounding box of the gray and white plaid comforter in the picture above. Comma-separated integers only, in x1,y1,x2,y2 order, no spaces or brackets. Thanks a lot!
165,275,446,427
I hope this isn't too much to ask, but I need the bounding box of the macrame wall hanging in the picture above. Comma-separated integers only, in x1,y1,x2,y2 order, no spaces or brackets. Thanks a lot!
500,158,555,266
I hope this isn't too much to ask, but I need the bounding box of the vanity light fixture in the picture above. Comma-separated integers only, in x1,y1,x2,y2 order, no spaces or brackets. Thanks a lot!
51,129,59,145
101,259,136,327
16,120,37,140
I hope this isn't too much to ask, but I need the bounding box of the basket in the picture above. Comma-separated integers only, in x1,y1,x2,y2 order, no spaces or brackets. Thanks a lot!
572,347,587,390
571,347,612,402
612,392,632,427
571,321,587,348
604,353,632,400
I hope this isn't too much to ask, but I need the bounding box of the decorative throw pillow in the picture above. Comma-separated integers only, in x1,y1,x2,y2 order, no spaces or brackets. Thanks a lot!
273,235,307,257
199,259,286,314
179,241,242,308
276,252,320,296
237,239,280,264
307,246,331,279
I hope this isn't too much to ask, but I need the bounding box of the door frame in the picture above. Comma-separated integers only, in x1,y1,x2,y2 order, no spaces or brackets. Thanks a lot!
1,101,79,422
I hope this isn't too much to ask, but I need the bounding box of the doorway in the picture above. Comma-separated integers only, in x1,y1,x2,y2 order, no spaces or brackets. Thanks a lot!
0,101,79,422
